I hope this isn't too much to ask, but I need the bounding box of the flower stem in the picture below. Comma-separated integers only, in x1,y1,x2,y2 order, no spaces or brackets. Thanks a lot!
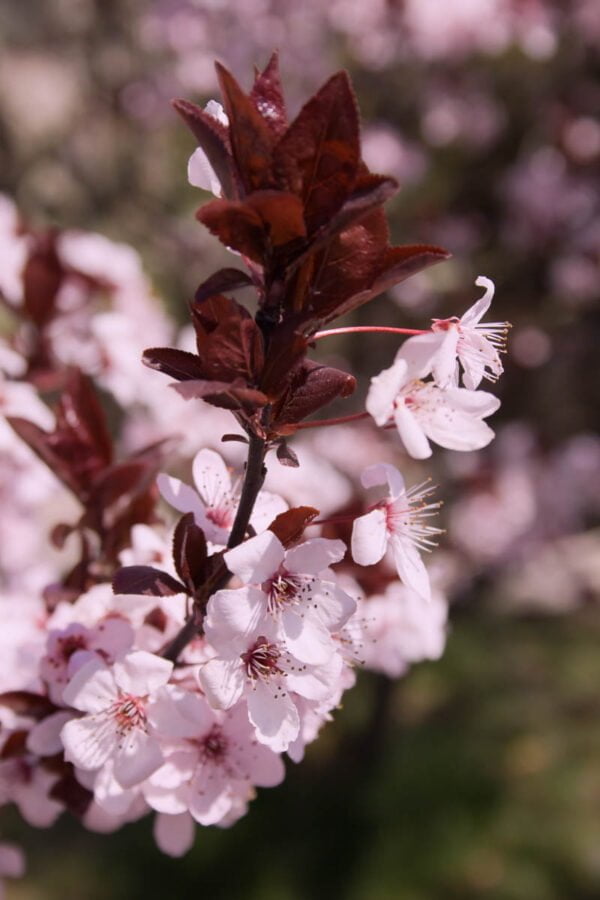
227,432,267,549
162,432,267,663
312,326,427,341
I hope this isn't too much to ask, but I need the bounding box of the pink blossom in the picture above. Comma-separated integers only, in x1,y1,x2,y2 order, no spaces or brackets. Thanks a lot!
40,619,134,705
351,463,442,602
144,699,284,828
366,355,501,458
429,277,510,389
358,583,448,678
223,531,355,664
158,448,287,545
61,651,178,788
199,600,344,752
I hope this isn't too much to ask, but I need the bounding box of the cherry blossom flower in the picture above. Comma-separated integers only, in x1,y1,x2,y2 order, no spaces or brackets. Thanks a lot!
430,276,510,389
357,583,448,678
158,448,287,545
366,356,501,458
199,605,344,752
187,101,228,196
61,650,178,788
222,531,356,664
351,463,442,602
145,700,285,828
40,619,134,705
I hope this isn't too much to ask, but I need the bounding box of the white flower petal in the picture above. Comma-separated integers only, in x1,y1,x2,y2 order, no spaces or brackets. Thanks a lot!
198,658,245,710
187,148,222,197
113,729,164,788
366,358,409,425
61,713,116,771
360,462,406,499
205,587,267,645
250,490,288,533
281,609,333,665
157,473,206,522
192,448,232,508
224,531,285,584
351,508,388,566
394,401,432,459
396,331,446,380
246,679,299,752
113,651,173,696
189,766,231,826
461,276,495,326
431,328,460,388
390,535,432,602
27,711,73,756
285,538,346,575
62,659,118,713
154,812,195,857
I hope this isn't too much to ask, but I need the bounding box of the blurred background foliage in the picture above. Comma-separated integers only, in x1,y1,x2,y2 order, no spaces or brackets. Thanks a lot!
1,0,599,896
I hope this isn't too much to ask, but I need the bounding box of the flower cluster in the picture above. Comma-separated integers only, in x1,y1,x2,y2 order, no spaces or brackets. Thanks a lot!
0,56,509,870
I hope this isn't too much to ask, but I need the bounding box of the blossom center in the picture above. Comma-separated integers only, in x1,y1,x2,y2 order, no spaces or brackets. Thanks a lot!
242,637,281,680
200,725,228,763
110,694,147,734
266,574,304,613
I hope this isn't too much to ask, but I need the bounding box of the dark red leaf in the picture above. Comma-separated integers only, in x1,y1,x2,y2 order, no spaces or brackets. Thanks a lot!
22,233,63,327
250,51,288,137
268,506,320,546
49,772,93,817
197,191,305,264
172,98,234,198
363,243,452,301
273,71,360,233
272,359,356,429
0,730,28,759
142,347,208,381
112,565,186,597
216,63,276,194
0,691,56,720
276,441,299,467
171,379,268,412
143,606,168,632
195,267,254,304
172,513,208,592
192,294,265,383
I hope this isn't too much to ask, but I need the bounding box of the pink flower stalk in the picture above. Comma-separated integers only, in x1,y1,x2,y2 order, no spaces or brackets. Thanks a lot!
351,463,442,602
0,842,25,899
158,448,287,546
61,650,179,788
